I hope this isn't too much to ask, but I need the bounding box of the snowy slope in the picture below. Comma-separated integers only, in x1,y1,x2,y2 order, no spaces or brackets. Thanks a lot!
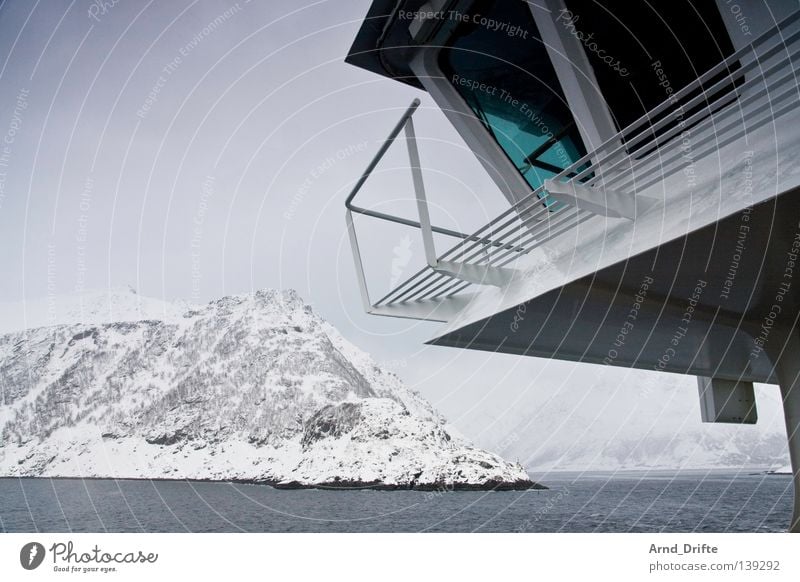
0,289,536,489
0,287,186,333
478,370,790,472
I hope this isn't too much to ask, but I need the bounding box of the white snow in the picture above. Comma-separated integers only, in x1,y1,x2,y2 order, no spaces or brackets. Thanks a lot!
0,288,534,489
435,107,800,342
0,287,187,335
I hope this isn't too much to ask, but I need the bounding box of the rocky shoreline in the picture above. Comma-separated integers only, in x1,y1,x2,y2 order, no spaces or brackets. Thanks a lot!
0,289,540,491
269,478,547,491
0,476,547,491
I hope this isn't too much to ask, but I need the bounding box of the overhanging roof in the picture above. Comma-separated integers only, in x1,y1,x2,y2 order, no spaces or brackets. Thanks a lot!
427,107,800,384
345,0,466,90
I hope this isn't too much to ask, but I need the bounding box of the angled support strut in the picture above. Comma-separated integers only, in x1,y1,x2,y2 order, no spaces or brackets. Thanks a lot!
405,116,517,288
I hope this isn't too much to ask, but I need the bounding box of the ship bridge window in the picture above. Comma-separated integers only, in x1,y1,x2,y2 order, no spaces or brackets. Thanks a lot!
561,0,740,150
439,0,588,200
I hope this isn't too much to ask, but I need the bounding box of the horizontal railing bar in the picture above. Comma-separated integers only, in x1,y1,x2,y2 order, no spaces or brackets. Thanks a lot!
401,208,583,303
618,84,800,194
345,98,420,209
419,74,800,309
427,210,594,303
378,269,448,306
353,11,800,319
580,39,800,191
452,207,579,273
617,27,800,153
427,200,551,267
553,9,800,183
479,20,800,228
416,66,800,304
437,211,596,301
348,204,528,252
380,199,556,304
385,201,579,305
381,76,798,308
373,193,554,305
560,32,800,193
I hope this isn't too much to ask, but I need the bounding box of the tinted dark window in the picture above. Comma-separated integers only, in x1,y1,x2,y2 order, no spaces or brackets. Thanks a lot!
561,0,739,146
439,0,588,206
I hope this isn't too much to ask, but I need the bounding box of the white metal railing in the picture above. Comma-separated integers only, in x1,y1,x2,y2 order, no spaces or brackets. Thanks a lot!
346,9,800,320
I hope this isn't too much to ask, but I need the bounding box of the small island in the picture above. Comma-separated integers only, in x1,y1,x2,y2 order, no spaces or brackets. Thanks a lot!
0,289,545,492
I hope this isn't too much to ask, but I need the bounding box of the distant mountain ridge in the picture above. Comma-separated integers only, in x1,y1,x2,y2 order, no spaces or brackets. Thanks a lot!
481,370,790,473
0,288,538,490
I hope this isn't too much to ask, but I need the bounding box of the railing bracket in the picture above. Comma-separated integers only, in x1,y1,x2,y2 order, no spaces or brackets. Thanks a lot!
544,179,658,220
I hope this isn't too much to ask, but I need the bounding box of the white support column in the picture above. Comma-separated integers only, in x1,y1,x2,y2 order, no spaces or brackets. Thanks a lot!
543,179,659,220
404,116,518,288
766,328,800,533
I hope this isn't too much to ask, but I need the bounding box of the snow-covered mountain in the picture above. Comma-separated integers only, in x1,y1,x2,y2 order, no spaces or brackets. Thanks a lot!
0,286,188,332
0,288,537,489
477,369,790,472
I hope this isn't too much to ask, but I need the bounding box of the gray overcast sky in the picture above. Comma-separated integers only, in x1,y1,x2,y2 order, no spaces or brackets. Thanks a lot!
0,0,787,465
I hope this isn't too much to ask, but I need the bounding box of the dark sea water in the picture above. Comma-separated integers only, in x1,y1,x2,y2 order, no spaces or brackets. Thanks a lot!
0,472,793,532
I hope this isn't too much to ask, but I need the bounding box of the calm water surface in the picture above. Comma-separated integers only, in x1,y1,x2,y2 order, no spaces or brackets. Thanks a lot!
0,472,793,532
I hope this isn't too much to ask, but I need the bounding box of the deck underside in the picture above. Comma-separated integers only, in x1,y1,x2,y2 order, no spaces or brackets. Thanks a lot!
430,186,800,384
